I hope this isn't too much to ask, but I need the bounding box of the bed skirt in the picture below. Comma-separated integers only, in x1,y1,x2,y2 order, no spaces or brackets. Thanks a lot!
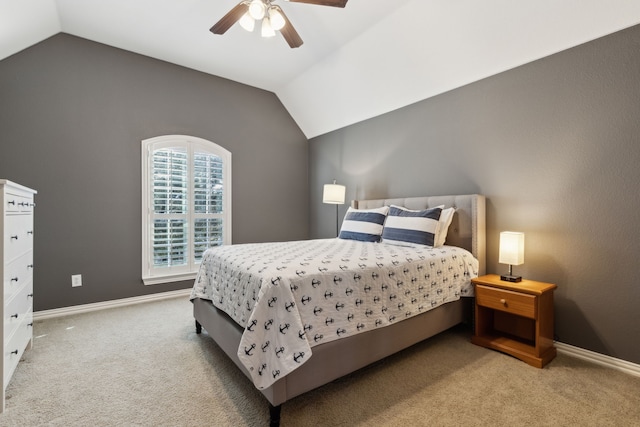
193,296,471,407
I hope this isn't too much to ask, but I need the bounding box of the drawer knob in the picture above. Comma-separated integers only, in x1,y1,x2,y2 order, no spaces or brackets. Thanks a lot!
8,200,15,206
27,293,34,298
500,298,507,306
27,230,34,235
27,264,34,269
10,313,19,319
10,350,18,356
10,235,18,240
11,277,19,282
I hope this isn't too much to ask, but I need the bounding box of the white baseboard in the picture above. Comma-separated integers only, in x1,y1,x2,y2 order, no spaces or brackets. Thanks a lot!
556,341,640,378
33,288,192,321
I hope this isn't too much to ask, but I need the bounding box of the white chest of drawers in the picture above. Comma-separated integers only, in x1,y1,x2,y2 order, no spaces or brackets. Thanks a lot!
0,180,36,412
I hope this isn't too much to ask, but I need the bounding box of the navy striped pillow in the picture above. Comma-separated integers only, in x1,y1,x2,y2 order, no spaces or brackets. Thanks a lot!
339,206,389,242
382,205,442,247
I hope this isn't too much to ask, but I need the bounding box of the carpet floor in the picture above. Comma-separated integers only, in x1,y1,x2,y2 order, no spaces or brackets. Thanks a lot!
2,296,639,426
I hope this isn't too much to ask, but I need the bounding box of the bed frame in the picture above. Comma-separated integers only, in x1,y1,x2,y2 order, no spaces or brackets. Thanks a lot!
193,194,486,426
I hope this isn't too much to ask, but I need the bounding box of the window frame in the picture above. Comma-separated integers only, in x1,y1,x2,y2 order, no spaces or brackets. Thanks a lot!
141,135,231,285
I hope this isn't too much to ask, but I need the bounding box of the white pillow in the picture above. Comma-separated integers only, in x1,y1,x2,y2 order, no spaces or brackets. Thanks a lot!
434,207,456,247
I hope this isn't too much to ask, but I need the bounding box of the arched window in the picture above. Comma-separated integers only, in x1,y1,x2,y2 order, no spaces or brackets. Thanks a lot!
141,135,231,285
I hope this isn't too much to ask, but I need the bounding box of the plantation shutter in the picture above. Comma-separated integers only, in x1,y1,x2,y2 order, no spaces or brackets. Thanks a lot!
152,147,188,268
142,135,231,285
193,150,225,262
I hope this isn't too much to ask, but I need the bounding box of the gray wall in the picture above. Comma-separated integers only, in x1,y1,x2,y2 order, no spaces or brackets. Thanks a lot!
0,34,309,311
310,25,640,364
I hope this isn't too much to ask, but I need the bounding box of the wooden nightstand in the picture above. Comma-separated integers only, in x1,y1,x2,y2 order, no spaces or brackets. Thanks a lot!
471,274,557,368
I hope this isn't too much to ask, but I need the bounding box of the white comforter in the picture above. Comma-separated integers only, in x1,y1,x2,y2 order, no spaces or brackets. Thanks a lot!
190,238,478,389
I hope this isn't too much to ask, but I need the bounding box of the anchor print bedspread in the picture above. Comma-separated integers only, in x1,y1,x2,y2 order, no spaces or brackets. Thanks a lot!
190,238,478,389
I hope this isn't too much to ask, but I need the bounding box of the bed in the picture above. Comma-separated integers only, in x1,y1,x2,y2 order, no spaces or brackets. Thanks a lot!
192,194,486,426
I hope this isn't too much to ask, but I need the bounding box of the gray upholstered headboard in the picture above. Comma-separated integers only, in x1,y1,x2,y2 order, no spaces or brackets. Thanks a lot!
352,194,486,275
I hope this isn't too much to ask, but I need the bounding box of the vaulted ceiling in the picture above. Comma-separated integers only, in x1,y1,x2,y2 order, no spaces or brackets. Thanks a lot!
2,0,640,138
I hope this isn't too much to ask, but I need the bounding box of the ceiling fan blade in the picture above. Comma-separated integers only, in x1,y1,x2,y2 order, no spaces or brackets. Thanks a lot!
276,6,304,48
287,0,348,7
210,2,249,35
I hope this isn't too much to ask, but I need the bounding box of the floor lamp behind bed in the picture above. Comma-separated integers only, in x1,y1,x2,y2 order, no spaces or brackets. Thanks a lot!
323,180,346,237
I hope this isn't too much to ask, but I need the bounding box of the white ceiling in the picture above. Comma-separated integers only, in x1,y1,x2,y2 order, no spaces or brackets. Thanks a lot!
2,0,640,138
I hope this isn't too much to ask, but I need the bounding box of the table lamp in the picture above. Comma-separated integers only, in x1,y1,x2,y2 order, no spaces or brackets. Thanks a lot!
499,231,524,282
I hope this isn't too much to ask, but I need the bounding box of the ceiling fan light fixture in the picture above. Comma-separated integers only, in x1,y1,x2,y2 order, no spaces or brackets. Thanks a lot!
268,7,286,31
211,0,349,48
239,12,256,32
249,0,266,20
261,17,276,37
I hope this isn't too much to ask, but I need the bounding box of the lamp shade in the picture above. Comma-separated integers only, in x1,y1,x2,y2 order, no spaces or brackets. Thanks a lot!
269,7,286,31
323,182,345,205
248,0,266,20
261,17,276,37
239,12,255,32
499,231,525,265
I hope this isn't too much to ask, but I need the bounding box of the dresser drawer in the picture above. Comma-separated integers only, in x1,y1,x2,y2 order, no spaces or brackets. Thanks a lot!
3,214,34,262
4,251,33,300
5,193,34,214
4,280,33,341
476,285,536,319
3,311,32,390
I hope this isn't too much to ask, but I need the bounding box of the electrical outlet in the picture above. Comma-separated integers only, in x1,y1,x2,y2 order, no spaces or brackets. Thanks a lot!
71,274,82,287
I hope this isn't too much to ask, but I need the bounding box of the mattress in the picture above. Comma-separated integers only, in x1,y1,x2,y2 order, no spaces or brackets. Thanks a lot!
191,238,478,389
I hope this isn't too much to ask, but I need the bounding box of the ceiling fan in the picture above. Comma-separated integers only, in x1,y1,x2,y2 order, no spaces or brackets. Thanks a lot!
210,0,348,48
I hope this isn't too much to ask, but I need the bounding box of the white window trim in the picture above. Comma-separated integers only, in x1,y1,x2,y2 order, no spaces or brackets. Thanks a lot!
141,135,231,285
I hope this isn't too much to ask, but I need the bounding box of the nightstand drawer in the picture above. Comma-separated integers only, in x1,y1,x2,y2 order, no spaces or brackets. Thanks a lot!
476,285,536,319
